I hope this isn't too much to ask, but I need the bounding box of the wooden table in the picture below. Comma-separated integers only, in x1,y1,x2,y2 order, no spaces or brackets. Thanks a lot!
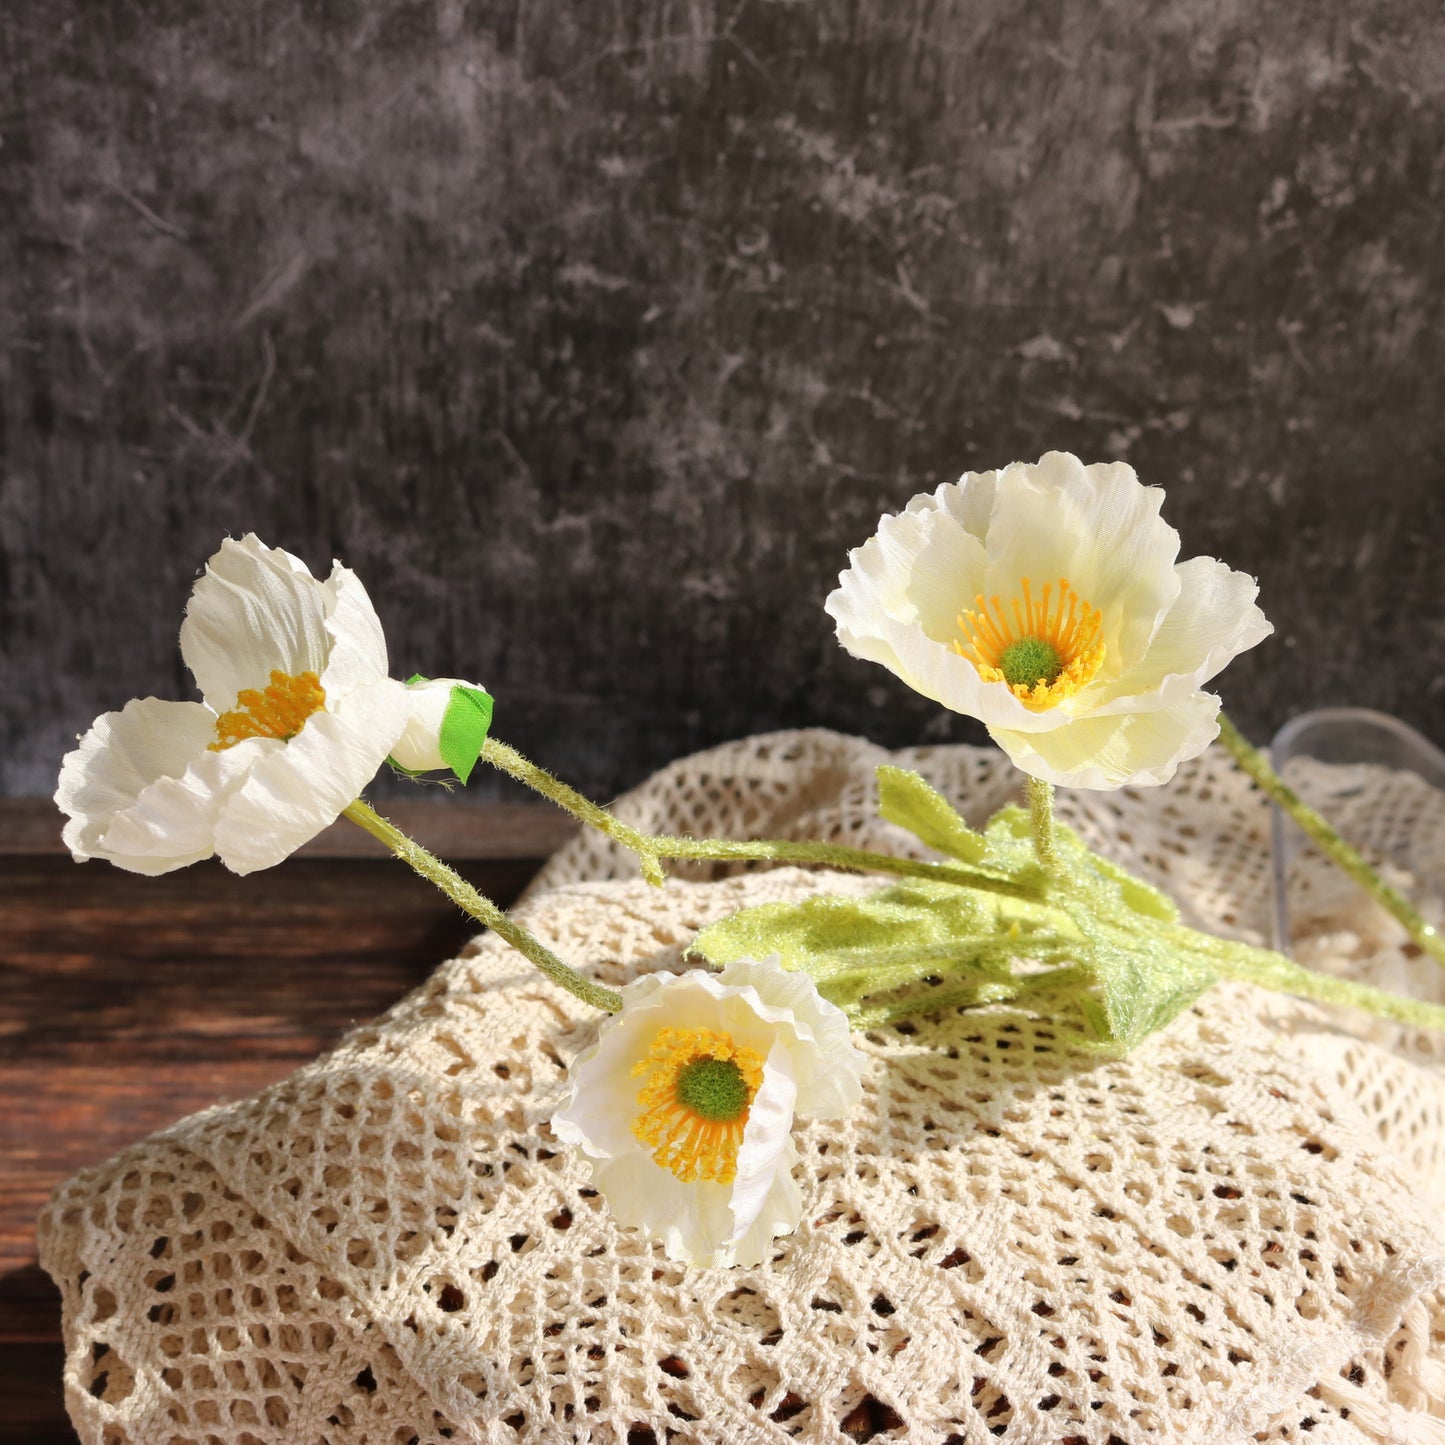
0,799,573,1445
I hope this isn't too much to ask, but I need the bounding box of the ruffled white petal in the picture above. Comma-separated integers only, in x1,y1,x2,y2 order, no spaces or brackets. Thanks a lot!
724,1046,798,1259
56,698,224,872
980,454,1181,678
317,563,390,697
1091,555,1272,714
212,678,411,874
716,957,864,1117
180,535,331,713
100,740,282,874
989,689,1221,790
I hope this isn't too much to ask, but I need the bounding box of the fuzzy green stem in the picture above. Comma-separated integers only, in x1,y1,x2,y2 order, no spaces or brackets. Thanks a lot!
1159,917,1445,1032
1215,713,1445,970
343,800,622,1013
482,735,1043,899
1025,776,1062,876
482,736,665,885
645,833,1038,898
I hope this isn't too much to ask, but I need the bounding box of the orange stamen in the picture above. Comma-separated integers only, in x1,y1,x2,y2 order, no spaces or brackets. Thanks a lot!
210,669,326,751
631,1027,765,1184
954,576,1106,712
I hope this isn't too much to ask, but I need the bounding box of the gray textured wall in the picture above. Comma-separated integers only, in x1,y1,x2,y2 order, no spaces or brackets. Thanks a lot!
3,1,1444,801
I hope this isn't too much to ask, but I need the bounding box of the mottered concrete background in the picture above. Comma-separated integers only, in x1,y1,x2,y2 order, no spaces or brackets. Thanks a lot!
2,0,1443,800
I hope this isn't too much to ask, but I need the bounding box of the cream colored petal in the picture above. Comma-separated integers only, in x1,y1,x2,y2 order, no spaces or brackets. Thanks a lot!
1090,556,1272,715
716,957,865,1118
211,678,411,874
56,698,219,870
943,467,999,541
551,986,671,1162
981,454,1181,678
988,690,1221,790
728,1140,803,1268
902,506,991,645
901,468,999,542
317,562,390,697
180,535,330,713
101,739,282,873
726,1046,798,1246
588,1151,741,1267
826,504,935,643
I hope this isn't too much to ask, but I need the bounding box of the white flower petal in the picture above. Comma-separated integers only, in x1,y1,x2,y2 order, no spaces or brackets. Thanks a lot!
212,678,411,874
1091,555,1273,714
317,562,391,698
727,1044,798,1247
728,1140,804,1268
981,453,1181,677
989,690,1221,789
56,698,223,871
903,506,991,644
180,535,331,713
589,1153,741,1267
101,740,284,874
714,957,865,1117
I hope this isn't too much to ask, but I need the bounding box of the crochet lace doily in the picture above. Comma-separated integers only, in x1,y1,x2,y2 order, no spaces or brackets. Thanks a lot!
39,730,1445,1445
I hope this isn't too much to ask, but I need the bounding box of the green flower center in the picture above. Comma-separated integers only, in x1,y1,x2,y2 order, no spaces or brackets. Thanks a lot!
998,636,1064,690
675,1056,752,1122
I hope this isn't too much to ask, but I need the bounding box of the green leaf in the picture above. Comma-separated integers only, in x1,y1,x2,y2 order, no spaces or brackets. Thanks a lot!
438,685,494,785
692,880,1023,1005
1072,927,1216,1050
875,765,987,863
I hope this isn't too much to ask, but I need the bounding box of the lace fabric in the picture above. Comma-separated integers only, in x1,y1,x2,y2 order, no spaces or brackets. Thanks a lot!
39,730,1445,1444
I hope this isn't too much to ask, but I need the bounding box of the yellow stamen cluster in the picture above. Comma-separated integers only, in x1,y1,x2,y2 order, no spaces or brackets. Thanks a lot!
631,1027,764,1184
210,669,326,751
955,576,1105,712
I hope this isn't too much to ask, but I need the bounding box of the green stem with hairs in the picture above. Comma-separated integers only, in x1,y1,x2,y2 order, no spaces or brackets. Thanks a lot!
342,799,622,1014
1215,712,1445,970
482,734,1036,898
1025,775,1062,876
481,736,665,885
1159,917,1445,1032
644,833,1038,898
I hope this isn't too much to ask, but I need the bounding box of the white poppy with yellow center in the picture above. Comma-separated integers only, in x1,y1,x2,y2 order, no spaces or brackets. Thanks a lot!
56,534,415,875
551,957,866,1267
825,452,1272,789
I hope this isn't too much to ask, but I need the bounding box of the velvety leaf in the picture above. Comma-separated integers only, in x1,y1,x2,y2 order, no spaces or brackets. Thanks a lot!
875,765,987,863
692,880,1016,988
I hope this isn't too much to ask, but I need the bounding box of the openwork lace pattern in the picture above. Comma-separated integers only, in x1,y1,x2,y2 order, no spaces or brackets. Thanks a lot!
39,731,1445,1444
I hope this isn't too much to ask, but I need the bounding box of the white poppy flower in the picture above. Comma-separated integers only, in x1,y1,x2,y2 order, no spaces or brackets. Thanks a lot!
551,957,866,1267
56,534,412,876
825,451,1272,789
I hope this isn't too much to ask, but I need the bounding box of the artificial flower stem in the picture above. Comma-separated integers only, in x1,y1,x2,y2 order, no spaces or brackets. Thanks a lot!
341,800,622,1014
1025,776,1062,876
478,737,1024,895
480,736,666,886
1160,918,1445,1033
645,833,1040,899
1215,713,1445,970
